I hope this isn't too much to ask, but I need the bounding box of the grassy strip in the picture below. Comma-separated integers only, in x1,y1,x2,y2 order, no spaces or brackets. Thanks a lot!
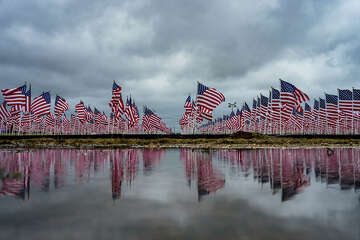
1,135,360,149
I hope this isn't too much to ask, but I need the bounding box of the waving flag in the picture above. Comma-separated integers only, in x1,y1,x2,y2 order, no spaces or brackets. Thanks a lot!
124,98,140,127
304,103,312,119
338,89,352,116
325,93,338,124
242,102,251,120
270,88,281,121
0,102,10,120
196,82,225,121
31,92,51,117
280,79,309,107
75,101,86,122
142,107,161,132
54,95,69,117
353,88,360,111
24,85,31,113
1,84,27,106
259,94,268,119
109,81,125,117
319,98,326,124
184,96,192,114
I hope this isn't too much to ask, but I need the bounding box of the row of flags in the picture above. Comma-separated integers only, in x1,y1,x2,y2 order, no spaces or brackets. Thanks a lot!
193,79,360,135
179,82,226,133
0,81,171,134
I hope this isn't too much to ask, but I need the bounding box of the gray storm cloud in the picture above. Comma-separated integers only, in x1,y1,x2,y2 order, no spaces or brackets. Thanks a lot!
0,0,360,130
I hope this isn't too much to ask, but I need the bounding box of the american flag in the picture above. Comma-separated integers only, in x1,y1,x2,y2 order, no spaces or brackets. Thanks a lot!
288,108,302,130
280,79,309,108
338,89,353,116
197,105,212,121
142,107,161,132
325,93,338,123
112,81,122,98
109,81,125,117
85,106,94,122
252,98,258,121
304,103,312,120
63,115,71,131
45,113,56,128
124,98,134,124
352,88,360,112
270,88,281,121
313,99,319,120
75,101,86,122
179,113,190,128
0,102,10,120
242,102,251,120
319,98,326,124
196,82,225,121
1,84,27,106
54,95,69,117
184,96,192,114
94,108,101,124
259,94,268,119
24,85,31,113
281,104,293,121
31,92,51,117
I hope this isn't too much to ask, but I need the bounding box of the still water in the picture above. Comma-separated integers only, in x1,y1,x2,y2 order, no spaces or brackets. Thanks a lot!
0,148,359,240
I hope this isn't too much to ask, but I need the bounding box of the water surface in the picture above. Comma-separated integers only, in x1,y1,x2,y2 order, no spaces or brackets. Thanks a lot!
1,148,359,240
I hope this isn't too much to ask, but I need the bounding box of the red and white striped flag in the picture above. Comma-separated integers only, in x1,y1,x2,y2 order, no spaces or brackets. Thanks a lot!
54,95,69,117
31,92,51,117
0,102,10,120
1,84,27,106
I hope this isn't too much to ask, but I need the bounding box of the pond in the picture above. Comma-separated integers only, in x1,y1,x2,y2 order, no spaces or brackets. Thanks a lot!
1,148,359,240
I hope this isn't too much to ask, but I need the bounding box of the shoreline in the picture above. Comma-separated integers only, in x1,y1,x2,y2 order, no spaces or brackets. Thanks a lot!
1,135,360,149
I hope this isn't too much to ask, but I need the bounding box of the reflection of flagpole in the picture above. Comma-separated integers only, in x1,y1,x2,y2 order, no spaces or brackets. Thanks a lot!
280,148,283,191
352,87,355,135
352,148,355,192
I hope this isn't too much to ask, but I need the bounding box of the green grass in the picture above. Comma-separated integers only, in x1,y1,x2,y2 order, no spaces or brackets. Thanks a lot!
1,135,360,149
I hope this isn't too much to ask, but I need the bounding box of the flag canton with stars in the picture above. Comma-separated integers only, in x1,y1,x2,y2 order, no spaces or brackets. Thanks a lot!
42,92,51,104
260,94,268,107
320,98,325,109
113,81,121,91
55,95,61,105
24,86,31,96
353,89,360,100
314,99,319,110
243,102,251,112
19,84,27,95
272,88,280,99
197,83,209,95
338,89,352,100
325,93,338,105
280,80,295,93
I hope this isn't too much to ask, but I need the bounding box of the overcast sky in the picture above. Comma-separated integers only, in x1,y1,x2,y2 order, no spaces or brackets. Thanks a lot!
1,0,360,130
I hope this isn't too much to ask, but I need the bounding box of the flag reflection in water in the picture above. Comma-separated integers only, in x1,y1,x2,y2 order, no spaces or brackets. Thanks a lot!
0,149,167,201
1,148,360,202
180,149,225,201
213,148,360,201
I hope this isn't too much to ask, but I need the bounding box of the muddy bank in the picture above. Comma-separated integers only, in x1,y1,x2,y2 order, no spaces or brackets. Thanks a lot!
1,135,360,149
